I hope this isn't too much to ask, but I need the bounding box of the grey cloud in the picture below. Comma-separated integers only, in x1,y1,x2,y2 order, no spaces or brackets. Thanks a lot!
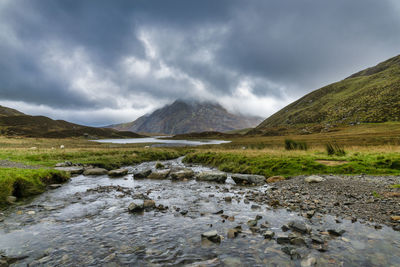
0,0,399,124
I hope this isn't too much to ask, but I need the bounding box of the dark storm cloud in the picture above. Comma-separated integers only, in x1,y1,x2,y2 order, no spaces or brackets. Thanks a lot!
0,0,399,124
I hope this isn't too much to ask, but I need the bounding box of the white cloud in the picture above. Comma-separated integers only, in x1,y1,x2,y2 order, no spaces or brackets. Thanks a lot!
0,100,155,127
220,79,293,117
122,56,151,77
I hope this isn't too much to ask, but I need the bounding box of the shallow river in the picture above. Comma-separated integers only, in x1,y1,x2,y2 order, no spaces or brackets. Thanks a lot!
0,158,399,266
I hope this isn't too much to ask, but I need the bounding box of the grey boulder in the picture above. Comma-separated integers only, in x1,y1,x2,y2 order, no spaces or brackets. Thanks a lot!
196,171,227,183
170,169,194,181
231,173,266,185
147,169,170,179
108,168,128,177
83,168,108,176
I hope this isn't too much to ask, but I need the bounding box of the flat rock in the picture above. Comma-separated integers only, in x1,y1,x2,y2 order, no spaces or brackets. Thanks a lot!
196,171,227,183
304,175,325,183
266,176,285,183
108,168,128,177
134,169,151,179
263,230,275,239
170,169,194,180
201,230,218,238
328,229,345,236
143,200,156,209
288,220,310,234
128,200,144,212
55,166,84,175
290,237,306,246
147,169,170,179
231,173,266,185
83,168,108,176
391,216,400,221
276,235,290,244
201,230,221,243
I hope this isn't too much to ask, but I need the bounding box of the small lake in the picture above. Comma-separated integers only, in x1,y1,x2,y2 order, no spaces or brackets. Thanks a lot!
92,137,231,147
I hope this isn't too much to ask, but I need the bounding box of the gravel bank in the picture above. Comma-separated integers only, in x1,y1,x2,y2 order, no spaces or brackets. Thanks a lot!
0,160,40,169
264,175,400,230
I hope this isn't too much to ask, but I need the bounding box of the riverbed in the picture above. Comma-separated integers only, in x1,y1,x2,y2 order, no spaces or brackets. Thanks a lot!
0,158,399,266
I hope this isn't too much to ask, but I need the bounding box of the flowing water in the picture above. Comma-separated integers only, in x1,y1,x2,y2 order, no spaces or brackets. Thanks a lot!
0,158,399,266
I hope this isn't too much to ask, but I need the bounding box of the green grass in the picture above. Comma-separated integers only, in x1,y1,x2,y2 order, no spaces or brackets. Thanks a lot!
372,191,382,198
285,139,308,151
183,151,400,177
390,184,400,189
326,142,346,156
0,148,186,170
0,168,70,207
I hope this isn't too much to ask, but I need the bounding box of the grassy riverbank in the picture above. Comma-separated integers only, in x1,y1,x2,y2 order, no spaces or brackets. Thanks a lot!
183,148,400,177
0,168,69,207
0,137,186,169
0,137,186,207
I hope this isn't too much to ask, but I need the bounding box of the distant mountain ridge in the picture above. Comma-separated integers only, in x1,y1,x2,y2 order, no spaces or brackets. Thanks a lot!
0,105,143,138
108,100,263,135
0,105,25,117
250,54,400,135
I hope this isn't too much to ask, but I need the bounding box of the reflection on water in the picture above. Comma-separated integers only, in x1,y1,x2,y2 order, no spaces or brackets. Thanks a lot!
91,137,231,146
0,158,399,266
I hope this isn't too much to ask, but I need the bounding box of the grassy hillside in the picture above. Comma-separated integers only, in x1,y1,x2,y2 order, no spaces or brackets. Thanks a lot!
0,115,144,139
0,105,25,117
251,55,400,135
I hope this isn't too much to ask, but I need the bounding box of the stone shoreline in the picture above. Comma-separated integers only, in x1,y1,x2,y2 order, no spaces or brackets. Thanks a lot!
262,174,400,231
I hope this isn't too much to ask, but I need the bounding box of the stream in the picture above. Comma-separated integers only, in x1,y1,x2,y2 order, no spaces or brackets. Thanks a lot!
0,158,399,266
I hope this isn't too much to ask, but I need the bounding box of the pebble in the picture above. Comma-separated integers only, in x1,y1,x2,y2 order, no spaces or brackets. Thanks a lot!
227,229,239,239
276,235,290,244
301,256,317,267
247,220,257,227
201,230,222,243
263,231,275,239
328,229,345,236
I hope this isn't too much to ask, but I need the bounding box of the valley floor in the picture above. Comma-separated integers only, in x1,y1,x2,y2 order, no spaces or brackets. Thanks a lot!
0,134,399,265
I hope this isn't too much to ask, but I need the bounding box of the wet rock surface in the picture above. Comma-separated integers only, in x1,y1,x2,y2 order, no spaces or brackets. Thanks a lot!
108,168,128,177
196,171,227,183
83,168,108,176
0,158,399,266
231,173,266,185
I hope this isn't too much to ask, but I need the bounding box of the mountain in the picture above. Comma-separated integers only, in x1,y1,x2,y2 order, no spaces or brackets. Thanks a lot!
108,100,263,135
250,54,400,135
0,105,25,117
0,105,143,138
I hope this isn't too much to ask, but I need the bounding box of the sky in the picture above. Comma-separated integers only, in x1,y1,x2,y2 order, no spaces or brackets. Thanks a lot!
0,0,400,126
